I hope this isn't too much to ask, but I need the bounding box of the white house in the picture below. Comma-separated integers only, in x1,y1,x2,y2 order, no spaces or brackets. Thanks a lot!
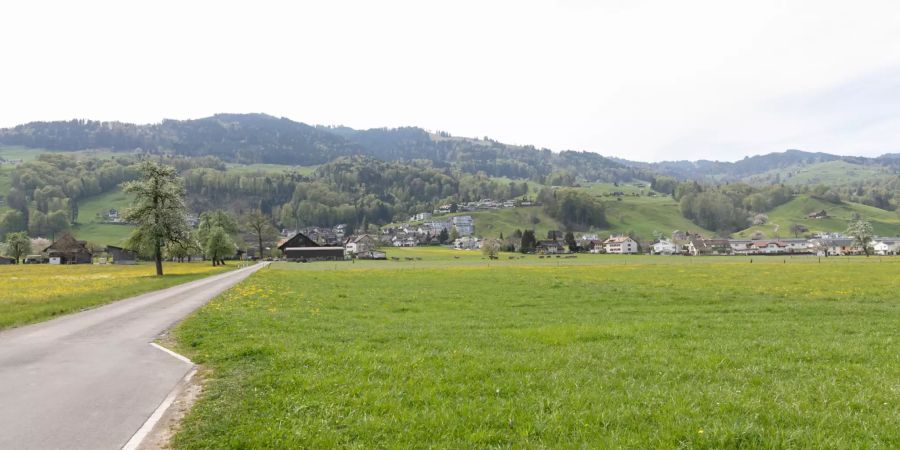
604,235,638,254
344,234,378,256
873,239,899,255
650,239,679,255
453,236,481,250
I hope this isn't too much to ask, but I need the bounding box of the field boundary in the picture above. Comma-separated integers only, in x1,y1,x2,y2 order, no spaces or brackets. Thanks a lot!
122,344,197,450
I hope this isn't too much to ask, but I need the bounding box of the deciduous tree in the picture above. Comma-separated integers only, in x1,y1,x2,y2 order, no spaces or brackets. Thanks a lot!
123,161,190,276
4,231,32,264
846,220,874,257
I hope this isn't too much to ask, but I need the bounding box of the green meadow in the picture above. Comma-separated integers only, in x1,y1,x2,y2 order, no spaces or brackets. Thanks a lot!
172,251,899,448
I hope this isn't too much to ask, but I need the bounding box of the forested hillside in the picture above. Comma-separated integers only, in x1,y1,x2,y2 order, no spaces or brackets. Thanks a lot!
1,114,898,243
0,114,649,183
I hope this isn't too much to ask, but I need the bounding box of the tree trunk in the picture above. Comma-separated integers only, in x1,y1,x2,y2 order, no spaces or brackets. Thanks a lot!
258,233,263,260
155,241,164,276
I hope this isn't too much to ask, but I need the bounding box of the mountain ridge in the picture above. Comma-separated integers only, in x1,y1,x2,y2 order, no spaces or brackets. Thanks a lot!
1,113,897,183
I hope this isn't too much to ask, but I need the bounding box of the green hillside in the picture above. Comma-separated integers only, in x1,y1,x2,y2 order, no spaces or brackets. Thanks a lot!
438,208,564,239
436,195,711,241
71,189,136,245
736,195,900,238
600,196,713,238
744,160,894,186
0,165,12,213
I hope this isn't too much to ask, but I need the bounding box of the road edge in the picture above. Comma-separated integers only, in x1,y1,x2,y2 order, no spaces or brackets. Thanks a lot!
121,345,196,450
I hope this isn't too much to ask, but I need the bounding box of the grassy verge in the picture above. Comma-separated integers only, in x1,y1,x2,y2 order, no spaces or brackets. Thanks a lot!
172,256,899,448
0,262,232,330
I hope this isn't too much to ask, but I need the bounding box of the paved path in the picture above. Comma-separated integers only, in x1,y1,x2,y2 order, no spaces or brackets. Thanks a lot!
0,263,267,450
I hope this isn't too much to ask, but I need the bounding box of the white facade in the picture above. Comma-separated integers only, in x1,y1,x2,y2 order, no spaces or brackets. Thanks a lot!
650,239,679,255
873,240,899,255
604,236,638,254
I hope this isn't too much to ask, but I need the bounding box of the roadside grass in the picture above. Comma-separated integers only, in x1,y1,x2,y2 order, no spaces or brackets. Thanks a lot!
173,257,899,448
0,262,231,330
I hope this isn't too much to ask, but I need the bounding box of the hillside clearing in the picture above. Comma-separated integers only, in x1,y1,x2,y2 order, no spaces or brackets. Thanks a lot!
737,195,900,238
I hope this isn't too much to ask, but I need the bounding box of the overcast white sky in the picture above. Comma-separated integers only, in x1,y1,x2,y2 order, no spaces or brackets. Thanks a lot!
3,1,900,162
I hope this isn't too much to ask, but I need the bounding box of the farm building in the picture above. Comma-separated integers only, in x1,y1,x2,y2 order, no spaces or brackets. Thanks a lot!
536,240,565,254
44,233,93,264
344,234,378,255
0,256,15,265
106,246,138,264
278,232,345,261
687,238,731,256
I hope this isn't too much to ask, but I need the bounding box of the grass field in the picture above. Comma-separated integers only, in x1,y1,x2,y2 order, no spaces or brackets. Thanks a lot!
172,251,899,448
736,195,900,238
224,163,319,176
0,262,230,330
435,196,710,240
71,188,136,245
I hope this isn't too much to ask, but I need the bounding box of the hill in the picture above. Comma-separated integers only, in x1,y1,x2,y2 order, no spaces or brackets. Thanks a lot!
735,195,900,238
616,149,899,185
0,115,645,183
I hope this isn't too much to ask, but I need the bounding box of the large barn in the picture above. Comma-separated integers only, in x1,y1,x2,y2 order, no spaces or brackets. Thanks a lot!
278,232,345,261
44,233,93,264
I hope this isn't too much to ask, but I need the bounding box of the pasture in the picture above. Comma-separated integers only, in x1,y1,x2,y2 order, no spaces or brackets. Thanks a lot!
0,262,231,330
172,253,899,448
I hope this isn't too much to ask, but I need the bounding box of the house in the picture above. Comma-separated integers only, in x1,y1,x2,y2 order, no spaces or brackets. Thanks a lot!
687,238,731,256
392,236,418,247
453,236,481,250
728,239,753,255
873,239,899,256
412,212,432,222
278,232,345,261
650,239,679,255
450,215,474,236
536,240,565,254
747,240,789,254
44,233,93,264
0,255,15,265
604,235,638,254
106,245,138,264
807,210,828,219
344,234,378,255
809,237,855,256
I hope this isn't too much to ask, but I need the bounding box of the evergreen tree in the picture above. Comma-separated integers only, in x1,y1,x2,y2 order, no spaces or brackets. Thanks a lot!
520,230,536,253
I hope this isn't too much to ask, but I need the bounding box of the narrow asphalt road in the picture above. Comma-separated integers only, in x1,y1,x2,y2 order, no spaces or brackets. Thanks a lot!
0,262,267,450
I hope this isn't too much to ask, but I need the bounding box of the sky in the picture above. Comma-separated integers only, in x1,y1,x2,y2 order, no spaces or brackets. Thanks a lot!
3,0,900,162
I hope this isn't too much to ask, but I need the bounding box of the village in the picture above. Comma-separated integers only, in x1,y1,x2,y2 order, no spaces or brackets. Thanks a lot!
3,212,898,266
